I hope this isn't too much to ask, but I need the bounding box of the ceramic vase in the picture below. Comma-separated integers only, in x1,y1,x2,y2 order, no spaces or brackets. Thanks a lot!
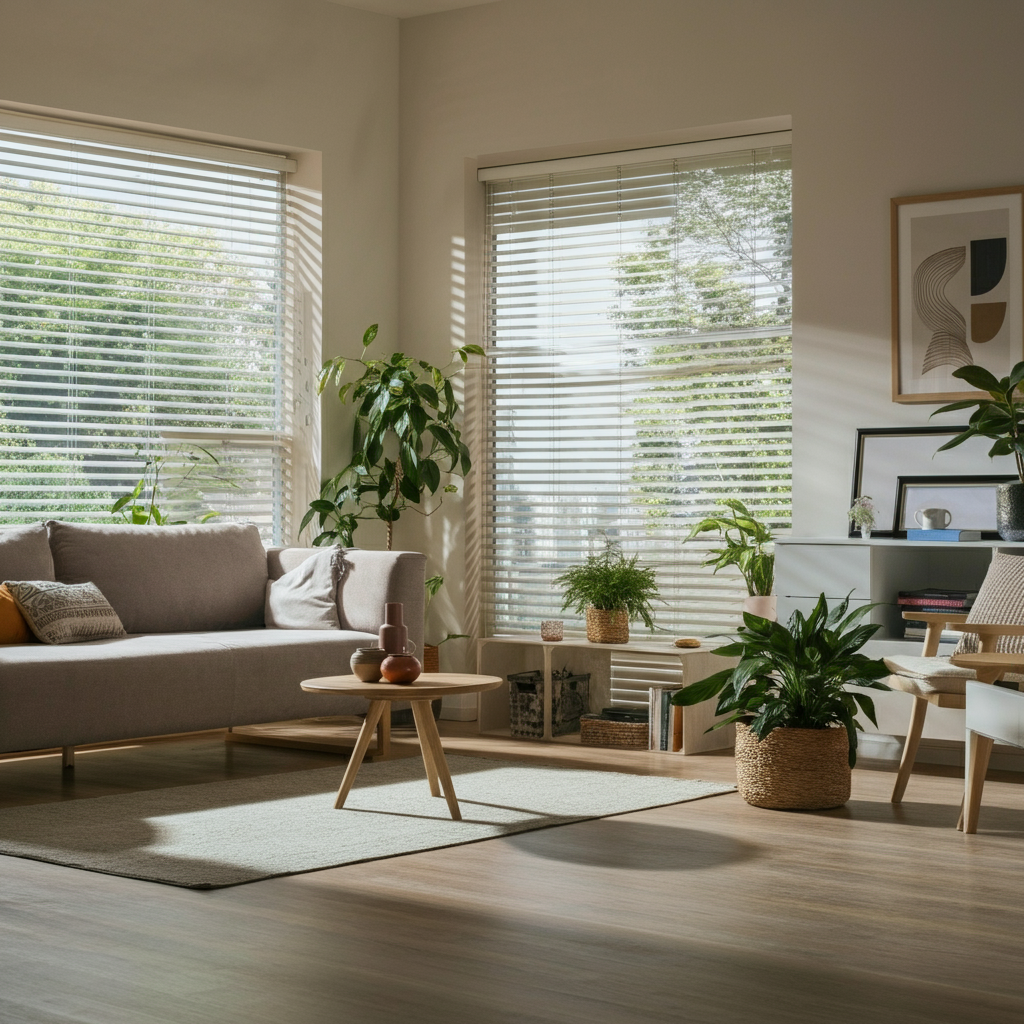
350,647,388,682
381,653,421,684
379,603,408,654
997,482,1024,541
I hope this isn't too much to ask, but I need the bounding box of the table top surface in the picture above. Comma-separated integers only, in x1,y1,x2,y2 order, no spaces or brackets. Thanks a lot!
952,653,1024,666
300,672,504,700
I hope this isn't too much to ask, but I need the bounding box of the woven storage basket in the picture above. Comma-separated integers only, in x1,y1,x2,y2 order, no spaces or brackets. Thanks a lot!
735,723,851,810
586,607,629,644
580,713,648,749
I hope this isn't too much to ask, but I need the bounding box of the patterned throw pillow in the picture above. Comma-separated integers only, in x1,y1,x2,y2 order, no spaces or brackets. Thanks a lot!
953,551,1024,656
4,580,127,645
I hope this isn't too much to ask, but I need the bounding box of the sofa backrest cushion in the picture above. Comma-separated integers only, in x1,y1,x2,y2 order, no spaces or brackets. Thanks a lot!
0,524,55,582
47,521,269,634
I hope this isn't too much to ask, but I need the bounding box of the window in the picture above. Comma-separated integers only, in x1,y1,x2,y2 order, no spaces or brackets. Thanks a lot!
0,112,301,541
480,133,792,667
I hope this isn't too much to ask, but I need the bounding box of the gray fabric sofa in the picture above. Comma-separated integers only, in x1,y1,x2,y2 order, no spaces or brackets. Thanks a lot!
0,522,425,756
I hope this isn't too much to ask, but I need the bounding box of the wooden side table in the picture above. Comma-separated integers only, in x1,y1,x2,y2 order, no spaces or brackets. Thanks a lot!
300,672,502,821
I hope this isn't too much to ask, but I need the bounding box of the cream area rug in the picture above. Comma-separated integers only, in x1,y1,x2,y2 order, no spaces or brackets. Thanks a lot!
0,755,735,889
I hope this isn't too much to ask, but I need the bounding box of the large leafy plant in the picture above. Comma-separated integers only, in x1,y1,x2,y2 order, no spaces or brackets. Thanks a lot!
671,595,891,766
303,324,484,549
933,361,1024,482
553,544,660,629
687,498,774,597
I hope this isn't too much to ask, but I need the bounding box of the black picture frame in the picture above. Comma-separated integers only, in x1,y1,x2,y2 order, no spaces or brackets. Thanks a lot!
850,426,1018,538
891,475,1012,537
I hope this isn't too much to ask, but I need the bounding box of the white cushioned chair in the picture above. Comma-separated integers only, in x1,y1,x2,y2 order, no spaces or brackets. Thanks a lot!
883,551,1024,805
964,679,1024,833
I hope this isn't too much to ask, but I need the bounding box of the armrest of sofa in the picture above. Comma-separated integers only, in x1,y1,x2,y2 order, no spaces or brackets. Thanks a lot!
265,546,427,652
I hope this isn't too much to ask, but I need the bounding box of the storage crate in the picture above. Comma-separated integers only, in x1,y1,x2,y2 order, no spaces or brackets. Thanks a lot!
508,668,590,738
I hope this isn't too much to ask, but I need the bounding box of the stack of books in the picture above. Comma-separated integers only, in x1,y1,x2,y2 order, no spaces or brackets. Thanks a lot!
897,588,977,642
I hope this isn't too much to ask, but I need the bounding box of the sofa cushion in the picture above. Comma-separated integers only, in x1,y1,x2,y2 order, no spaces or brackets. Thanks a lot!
46,521,268,634
0,629,380,752
6,580,127,645
0,584,33,645
0,523,55,582
265,548,342,629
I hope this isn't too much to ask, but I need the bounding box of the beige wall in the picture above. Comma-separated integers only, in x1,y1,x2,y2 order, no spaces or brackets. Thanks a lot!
0,0,400,509
397,0,1024,639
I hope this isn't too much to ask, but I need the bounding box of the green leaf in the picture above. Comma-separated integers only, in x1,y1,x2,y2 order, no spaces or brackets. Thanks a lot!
952,364,1003,394
421,458,441,493
199,510,221,523
362,324,379,348
669,669,732,706
459,441,472,476
462,344,485,356
399,474,421,503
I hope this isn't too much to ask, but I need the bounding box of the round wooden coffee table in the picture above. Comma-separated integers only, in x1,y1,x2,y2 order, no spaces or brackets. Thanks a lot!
301,672,502,820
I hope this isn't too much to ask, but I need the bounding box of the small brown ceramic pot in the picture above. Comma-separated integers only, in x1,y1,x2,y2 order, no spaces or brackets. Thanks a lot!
381,653,422,684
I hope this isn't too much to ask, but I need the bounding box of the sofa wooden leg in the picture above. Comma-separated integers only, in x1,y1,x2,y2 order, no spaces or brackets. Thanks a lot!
892,696,928,804
963,730,994,834
61,746,75,770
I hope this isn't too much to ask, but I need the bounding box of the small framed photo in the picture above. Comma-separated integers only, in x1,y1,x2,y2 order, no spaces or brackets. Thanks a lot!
892,475,1013,536
892,185,1024,404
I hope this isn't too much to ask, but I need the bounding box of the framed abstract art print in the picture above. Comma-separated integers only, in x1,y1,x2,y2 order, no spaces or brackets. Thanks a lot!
891,185,1024,404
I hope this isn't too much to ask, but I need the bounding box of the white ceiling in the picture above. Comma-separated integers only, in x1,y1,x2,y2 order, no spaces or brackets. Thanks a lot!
325,0,502,17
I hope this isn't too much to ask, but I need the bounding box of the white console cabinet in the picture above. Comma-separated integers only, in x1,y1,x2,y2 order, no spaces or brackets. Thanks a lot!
775,537,1024,769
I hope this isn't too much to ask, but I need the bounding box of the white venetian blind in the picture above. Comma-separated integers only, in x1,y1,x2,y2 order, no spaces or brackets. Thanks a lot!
0,113,294,540
481,134,792,647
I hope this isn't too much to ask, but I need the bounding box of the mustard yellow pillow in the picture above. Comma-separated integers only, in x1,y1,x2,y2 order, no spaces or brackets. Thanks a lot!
0,583,33,644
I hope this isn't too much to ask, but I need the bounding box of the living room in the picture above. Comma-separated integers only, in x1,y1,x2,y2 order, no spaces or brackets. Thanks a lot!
1,1,1023,1022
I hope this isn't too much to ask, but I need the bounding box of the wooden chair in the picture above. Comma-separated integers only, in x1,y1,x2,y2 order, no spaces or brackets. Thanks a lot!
886,613,1024,804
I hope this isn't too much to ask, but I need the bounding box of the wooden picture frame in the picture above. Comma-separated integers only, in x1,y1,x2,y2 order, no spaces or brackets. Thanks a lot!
891,185,1024,404
892,474,1012,536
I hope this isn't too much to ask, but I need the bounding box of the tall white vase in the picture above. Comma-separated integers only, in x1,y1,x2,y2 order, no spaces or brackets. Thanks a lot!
743,595,777,621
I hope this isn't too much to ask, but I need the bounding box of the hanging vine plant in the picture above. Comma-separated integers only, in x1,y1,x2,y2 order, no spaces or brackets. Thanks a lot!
301,324,484,549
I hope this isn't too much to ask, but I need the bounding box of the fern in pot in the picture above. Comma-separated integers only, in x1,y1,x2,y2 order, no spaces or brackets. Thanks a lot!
671,595,890,810
553,544,660,644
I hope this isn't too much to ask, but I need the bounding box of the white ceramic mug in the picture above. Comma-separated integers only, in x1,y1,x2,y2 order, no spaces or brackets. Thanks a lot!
914,507,951,530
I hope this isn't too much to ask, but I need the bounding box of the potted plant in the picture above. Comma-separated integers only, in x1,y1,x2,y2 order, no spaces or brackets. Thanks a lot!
686,499,776,619
671,594,890,810
933,361,1024,540
302,324,484,550
422,574,470,672
848,496,876,539
553,542,660,644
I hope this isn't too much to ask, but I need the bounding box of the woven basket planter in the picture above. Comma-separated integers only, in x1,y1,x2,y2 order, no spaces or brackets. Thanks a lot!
422,644,440,674
735,723,851,810
586,606,629,644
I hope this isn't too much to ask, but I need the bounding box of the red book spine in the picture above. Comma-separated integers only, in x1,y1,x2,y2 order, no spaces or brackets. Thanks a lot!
897,598,972,607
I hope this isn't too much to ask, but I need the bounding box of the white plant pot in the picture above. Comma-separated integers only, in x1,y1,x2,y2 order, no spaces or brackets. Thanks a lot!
742,595,777,621
860,528,872,540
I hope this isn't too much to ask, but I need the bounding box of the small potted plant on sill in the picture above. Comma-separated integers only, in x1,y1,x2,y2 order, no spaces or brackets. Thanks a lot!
686,499,776,620
848,496,876,539
553,541,660,644
671,594,890,810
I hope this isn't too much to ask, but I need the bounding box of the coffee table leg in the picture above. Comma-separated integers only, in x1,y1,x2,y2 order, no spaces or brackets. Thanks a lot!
410,700,441,796
413,700,461,821
334,700,388,809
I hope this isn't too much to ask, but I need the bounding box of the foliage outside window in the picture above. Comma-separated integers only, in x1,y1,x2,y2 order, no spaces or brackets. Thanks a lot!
482,138,792,645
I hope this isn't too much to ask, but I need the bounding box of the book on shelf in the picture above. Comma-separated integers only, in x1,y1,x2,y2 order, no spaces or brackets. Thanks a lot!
648,687,683,752
905,529,982,542
903,618,964,642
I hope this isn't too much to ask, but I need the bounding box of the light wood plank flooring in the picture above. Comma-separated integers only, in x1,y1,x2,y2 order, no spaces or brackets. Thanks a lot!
0,727,1022,1024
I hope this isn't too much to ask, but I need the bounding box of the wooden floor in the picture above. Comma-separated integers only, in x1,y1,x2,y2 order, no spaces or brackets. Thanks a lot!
0,726,1023,1024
